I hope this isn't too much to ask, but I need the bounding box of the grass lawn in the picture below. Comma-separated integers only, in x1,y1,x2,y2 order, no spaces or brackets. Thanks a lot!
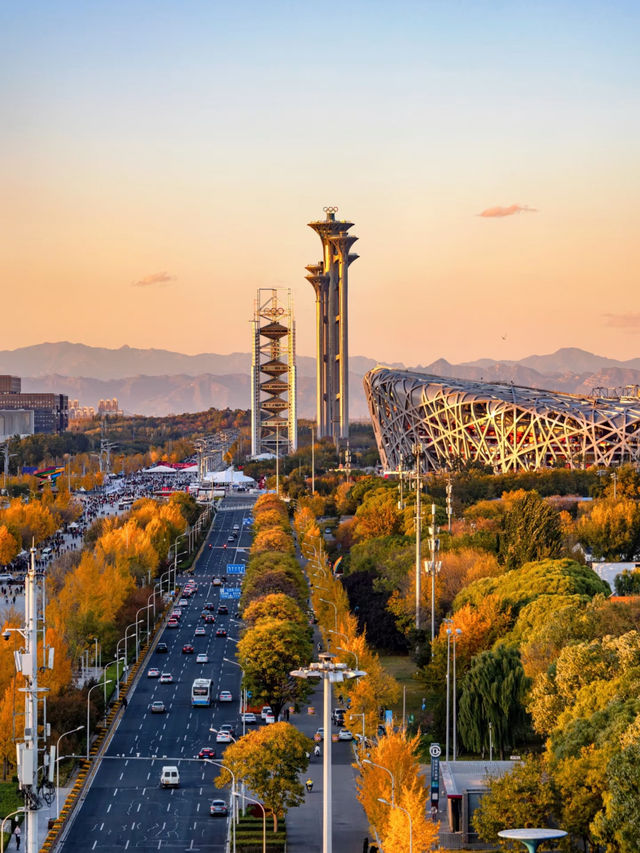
379,653,424,724
0,782,23,847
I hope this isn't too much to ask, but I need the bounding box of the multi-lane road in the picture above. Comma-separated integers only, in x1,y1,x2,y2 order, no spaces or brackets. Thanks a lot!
58,494,256,852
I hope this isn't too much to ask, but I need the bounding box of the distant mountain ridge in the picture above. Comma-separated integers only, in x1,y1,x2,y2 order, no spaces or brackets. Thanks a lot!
3,342,640,417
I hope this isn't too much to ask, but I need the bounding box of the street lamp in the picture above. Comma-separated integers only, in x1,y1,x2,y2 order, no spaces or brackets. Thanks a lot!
56,726,84,817
318,598,338,632
232,791,266,853
135,604,153,662
377,798,412,853
104,657,124,701
444,621,452,762
206,759,237,853
412,442,424,632
336,646,359,672
453,628,462,760
363,759,395,806
0,809,25,853
291,653,366,853
349,712,366,744
86,681,112,759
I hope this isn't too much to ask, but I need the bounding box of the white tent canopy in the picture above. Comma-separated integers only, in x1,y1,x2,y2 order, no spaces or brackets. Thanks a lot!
203,466,255,485
145,464,179,474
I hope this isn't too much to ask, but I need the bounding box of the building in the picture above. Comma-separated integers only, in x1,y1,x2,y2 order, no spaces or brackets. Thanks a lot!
0,376,21,394
364,367,640,473
250,288,297,457
98,398,123,416
0,394,69,434
68,400,96,421
0,409,34,441
306,207,358,444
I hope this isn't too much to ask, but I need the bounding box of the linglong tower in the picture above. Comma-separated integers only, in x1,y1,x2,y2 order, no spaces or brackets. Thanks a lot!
251,288,297,457
306,207,358,443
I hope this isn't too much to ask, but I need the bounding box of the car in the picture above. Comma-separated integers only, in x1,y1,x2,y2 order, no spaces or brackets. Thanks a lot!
264,712,276,724
215,730,232,743
167,619,179,629
156,642,168,653
204,614,215,624
338,729,353,741
196,653,209,664
332,708,346,726
219,690,233,702
194,626,206,636
217,604,229,615
241,712,257,724
160,672,173,684
150,700,166,714
203,602,216,611
227,535,235,542
210,799,228,816
314,728,324,741
178,598,189,607
260,706,273,721
170,609,182,619
219,723,236,737
182,644,194,654
215,628,227,638
233,524,240,531
160,766,180,788
147,667,160,678
212,577,222,586
197,747,217,760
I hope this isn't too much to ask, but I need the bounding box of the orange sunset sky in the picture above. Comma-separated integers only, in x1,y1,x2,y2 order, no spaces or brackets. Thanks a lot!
2,1,639,366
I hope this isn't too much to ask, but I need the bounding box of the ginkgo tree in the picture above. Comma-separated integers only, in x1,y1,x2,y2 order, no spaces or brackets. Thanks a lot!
214,722,312,832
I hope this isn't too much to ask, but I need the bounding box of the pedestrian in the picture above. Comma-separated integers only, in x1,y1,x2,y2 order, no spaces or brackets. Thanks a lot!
14,824,21,849
122,696,128,708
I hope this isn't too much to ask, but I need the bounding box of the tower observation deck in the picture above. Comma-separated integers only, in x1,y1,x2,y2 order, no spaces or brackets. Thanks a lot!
307,207,358,443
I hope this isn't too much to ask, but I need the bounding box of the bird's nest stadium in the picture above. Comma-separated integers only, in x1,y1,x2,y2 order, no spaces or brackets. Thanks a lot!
364,367,640,473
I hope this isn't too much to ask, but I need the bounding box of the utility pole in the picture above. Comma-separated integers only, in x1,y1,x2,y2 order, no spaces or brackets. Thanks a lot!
446,478,453,534
10,546,55,853
311,426,315,494
424,503,441,643
412,444,424,631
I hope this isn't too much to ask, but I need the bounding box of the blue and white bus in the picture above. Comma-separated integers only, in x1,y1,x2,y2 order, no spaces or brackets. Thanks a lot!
191,678,212,707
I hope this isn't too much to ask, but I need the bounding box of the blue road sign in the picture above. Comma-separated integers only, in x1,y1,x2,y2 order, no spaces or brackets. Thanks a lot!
227,564,246,574
220,587,242,600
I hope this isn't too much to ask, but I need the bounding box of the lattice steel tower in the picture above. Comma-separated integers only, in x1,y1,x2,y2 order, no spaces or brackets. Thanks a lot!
306,207,358,444
251,288,297,456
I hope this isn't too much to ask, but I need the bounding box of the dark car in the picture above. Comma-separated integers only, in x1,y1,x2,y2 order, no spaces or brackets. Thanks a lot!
182,644,195,654
204,614,216,624
215,627,227,638
156,642,168,653
203,602,216,611
217,605,228,615
197,747,217,760
210,799,228,816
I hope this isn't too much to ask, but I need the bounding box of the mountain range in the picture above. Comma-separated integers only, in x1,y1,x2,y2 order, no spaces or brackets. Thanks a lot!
2,342,639,418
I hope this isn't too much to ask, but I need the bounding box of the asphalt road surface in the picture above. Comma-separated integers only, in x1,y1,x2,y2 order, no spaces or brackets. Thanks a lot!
58,494,257,852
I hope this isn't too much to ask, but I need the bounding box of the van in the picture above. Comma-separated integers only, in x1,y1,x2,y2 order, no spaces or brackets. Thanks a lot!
41,547,53,557
160,766,180,788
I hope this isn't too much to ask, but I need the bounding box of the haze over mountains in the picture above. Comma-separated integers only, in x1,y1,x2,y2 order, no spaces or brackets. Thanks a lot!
3,342,640,418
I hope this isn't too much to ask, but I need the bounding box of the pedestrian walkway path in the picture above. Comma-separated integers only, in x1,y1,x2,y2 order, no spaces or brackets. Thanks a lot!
286,675,370,852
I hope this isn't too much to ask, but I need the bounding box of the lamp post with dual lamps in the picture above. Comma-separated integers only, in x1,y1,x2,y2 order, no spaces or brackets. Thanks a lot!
232,791,265,853
377,797,412,853
0,809,25,853
452,627,462,760
317,598,338,633
55,726,84,817
117,619,142,675
134,603,153,662
363,758,395,805
291,653,366,853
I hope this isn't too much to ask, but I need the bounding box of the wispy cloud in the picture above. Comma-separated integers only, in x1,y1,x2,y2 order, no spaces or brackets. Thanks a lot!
603,313,640,331
478,204,537,218
132,271,177,287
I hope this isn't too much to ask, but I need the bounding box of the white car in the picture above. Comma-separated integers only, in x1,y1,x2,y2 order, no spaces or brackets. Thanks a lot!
196,653,209,664
159,672,173,684
260,706,273,721
195,626,206,636
241,712,257,724
264,713,276,724
337,729,353,741
178,598,189,607
212,577,222,586
215,730,232,743
219,690,233,702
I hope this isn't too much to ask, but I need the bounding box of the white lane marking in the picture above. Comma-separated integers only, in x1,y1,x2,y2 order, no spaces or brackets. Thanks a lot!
137,803,141,812
114,788,118,796
119,772,124,781
166,802,171,812
125,842,130,850
92,842,97,850
107,804,112,814
100,822,104,831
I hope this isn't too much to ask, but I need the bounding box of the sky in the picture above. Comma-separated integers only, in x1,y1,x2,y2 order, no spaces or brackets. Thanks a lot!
2,0,640,366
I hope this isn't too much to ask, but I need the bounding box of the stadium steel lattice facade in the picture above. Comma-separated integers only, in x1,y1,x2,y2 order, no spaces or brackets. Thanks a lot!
364,367,640,473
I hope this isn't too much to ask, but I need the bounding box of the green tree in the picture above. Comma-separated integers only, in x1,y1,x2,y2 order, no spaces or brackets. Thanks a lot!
242,593,308,628
592,744,640,852
214,722,313,831
472,755,556,842
576,496,640,560
458,646,530,759
237,618,313,716
500,491,563,570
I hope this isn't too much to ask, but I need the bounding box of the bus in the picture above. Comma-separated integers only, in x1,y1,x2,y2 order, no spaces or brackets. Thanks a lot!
191,678,213,707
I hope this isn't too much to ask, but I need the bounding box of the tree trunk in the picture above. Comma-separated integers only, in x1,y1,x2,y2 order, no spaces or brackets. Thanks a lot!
272,812,278,833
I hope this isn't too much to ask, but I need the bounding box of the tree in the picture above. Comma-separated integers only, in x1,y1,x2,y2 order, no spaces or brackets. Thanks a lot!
472,755,556,842
0,526,18,567
353,489,401,541
251,527,295,556
500,491,563,570
458,646,530,758
242,593,308,629
214,722,312,831
237,618,313,717
241,569,307,611
576,496,640,560
592,744,640,852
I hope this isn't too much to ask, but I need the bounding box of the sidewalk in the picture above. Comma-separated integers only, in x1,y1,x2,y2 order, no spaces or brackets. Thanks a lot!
286,676,370,852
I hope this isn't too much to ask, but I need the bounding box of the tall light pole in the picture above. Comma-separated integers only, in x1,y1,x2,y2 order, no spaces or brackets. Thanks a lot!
135,604,153,662
232,791,265,853
446,478,453,534
1,809,25,853
311,426,315,494
86,681,112,759
378,798,412,853
318,598,338,633
56,726,84,816
412,443,424,631
424,503,441,642
291,653,366,853
453,628,462,760
275,423,280,496
445,627,452,762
